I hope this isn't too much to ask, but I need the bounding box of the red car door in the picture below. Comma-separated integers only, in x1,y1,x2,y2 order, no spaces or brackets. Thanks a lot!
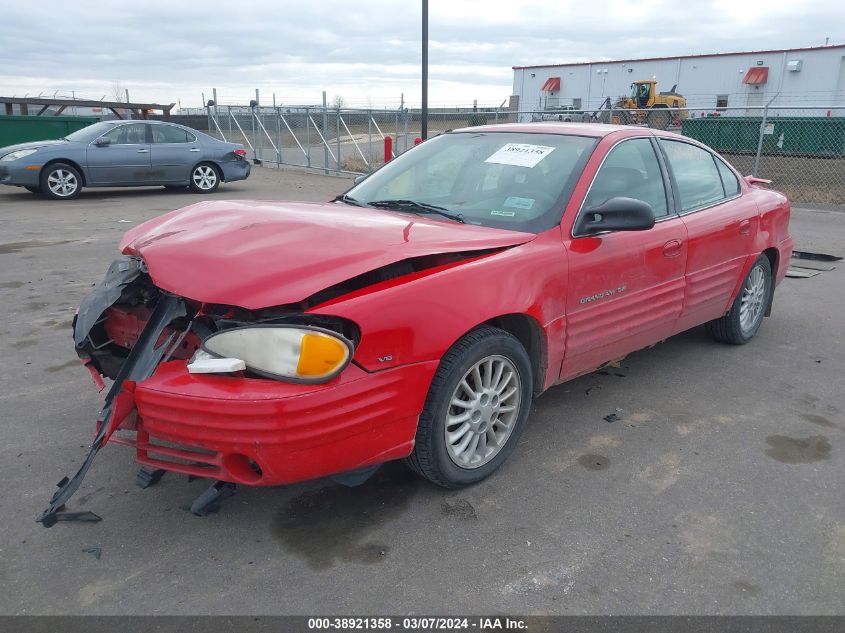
560,135,688,381
657,138,759,332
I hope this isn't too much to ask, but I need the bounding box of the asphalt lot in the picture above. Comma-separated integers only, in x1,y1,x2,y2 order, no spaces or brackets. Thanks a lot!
0,168,843,615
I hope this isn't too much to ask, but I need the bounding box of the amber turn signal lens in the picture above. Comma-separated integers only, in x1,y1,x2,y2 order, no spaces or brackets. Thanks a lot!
296,332,350,377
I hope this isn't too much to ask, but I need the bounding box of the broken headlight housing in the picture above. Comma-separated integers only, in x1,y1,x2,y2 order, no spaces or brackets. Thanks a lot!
196,324,354,383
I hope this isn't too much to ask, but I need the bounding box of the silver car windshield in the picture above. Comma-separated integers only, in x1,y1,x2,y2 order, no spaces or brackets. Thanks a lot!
347,132,597,233
64,122,121,143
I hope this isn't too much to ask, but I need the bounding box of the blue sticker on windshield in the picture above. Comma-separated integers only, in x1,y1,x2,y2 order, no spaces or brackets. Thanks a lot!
503,196,535,210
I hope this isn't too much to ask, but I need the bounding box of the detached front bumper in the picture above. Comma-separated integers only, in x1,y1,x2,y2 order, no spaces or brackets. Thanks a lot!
117,358,437,485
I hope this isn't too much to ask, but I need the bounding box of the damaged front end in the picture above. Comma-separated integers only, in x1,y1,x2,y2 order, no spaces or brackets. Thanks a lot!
37,255,365,526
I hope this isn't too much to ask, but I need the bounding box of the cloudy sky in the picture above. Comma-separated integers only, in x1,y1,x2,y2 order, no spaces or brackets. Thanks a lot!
0,0,841,110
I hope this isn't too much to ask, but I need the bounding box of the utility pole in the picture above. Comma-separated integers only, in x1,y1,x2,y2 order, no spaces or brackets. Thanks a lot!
421,0,428,140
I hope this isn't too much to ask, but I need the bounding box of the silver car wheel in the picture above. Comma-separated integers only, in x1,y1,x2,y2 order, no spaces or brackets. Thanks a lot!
192,165,218,190
445,355,522,470
739,264,767,334
47,169,78,197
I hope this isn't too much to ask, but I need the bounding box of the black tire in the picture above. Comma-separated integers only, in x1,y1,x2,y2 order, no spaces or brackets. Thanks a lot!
188,163,221,194
405,326,533,488
24,186,41,194
706,255,772,345
40,162,82,200
647,108,671,130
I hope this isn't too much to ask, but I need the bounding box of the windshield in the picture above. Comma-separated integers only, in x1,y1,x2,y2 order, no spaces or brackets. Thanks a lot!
64,122,119,143
347,131,597,233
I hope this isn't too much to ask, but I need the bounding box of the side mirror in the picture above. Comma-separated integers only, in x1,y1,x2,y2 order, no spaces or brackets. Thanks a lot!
574,197,655,236
353,175,366,185
94,137,111,147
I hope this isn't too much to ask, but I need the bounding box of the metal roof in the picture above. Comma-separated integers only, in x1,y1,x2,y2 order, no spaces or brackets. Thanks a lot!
512,43,845,70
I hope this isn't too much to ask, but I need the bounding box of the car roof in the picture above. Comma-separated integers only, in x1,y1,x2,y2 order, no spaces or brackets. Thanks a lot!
450,122,652,138
99,119,181,127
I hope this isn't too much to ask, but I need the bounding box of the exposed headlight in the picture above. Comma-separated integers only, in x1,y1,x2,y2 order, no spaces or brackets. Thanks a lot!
0,149,38,162
199,325,353,383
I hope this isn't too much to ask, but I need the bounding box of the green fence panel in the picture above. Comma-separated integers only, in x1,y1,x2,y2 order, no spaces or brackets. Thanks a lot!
0,115,99,147
682,116,845,158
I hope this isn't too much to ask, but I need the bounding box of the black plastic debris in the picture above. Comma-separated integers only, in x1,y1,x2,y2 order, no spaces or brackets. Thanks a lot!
82,547,102,560
187,481,237,517
604,413,621,423
49,511,102,525
136,467,166,489
792,250,843,262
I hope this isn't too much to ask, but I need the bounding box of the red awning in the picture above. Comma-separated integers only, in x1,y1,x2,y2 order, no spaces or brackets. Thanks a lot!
742,67,769,85
541,77,561,91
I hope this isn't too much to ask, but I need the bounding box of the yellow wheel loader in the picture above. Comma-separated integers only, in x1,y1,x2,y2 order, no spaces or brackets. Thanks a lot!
592,80,687,129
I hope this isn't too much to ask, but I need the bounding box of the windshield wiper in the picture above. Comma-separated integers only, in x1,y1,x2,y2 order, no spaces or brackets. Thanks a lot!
333,193,367,207
368,199,465,223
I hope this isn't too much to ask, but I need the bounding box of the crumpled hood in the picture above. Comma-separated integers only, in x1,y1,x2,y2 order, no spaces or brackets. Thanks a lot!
120,200,535,309
0,139,71,154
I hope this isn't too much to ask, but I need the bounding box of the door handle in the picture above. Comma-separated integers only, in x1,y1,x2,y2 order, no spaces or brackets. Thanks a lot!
663,239,683,258
739,219,752,236
136,149,149,153
189,148,201,152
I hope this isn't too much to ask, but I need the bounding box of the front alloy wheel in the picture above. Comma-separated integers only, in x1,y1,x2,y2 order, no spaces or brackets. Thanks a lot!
445,355,521,469
189,163,220,193
406,326,533,488
41,163,82,200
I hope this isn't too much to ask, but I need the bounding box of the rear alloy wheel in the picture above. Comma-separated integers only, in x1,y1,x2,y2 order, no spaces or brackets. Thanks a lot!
40,163,82,200
706,255,772,344
405,326,533,487
189,163,220,193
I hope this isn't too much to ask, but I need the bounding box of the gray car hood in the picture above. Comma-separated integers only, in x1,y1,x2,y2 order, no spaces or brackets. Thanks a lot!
0,139,74,155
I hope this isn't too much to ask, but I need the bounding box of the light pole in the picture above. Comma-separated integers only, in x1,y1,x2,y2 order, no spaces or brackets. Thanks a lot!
421,0,428,140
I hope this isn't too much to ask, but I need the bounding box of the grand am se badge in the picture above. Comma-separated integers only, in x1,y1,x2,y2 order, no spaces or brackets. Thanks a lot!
579,285,627,304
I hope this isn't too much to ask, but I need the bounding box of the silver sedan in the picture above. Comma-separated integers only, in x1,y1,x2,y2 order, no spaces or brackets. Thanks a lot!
0,120,251,200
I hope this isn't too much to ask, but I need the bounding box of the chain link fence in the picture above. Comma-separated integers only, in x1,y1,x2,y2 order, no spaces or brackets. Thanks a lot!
199,102,845,206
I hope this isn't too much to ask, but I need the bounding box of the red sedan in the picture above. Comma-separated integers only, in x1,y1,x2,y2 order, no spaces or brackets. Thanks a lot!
40,123,792,524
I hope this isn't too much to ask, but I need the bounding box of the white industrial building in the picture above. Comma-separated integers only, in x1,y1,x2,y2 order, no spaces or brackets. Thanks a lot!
512,44,845,113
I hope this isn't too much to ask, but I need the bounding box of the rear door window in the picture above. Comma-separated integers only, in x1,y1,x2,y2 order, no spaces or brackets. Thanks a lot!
659,139,726,212
152,124,194,143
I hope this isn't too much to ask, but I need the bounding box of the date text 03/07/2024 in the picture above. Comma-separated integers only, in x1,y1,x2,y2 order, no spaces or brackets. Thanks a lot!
306,616,528,630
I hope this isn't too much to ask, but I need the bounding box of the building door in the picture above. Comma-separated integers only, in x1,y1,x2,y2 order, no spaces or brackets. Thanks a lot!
745,88,764,114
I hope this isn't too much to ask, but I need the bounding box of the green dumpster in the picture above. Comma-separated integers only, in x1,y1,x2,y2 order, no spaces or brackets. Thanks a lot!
681,116,845,158
0,115,99,147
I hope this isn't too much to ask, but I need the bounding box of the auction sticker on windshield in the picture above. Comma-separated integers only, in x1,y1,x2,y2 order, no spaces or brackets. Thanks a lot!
485,143,555,168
